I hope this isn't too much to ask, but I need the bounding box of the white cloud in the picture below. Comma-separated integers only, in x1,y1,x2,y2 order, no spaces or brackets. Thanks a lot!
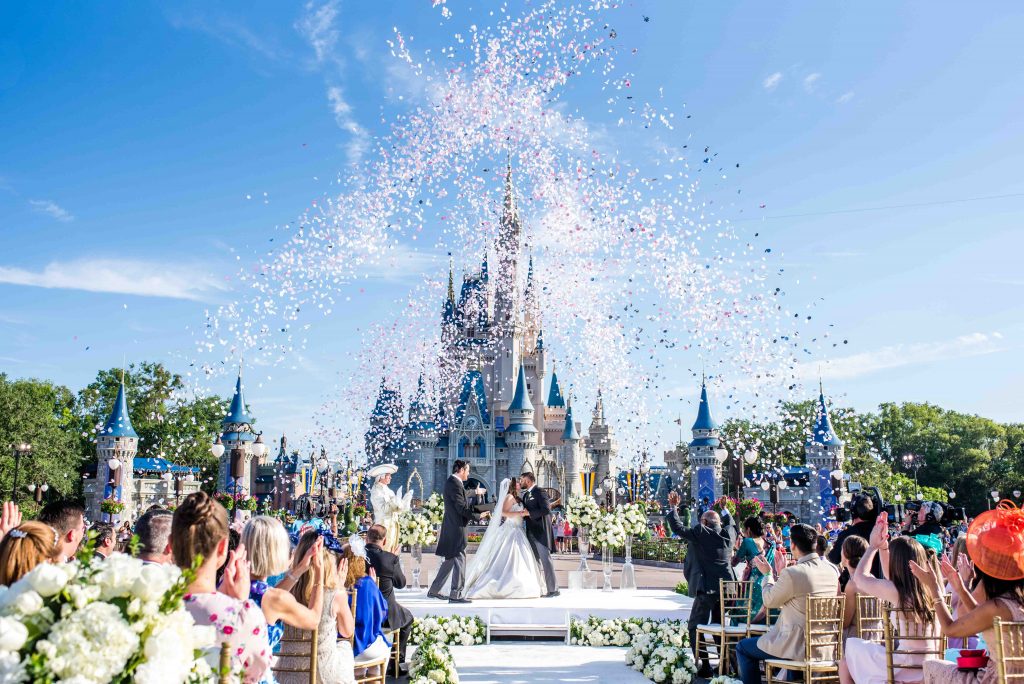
29,199,73,223
803,72,821,92
326,85,370,164
836,91,855,104
295,0,340,64
802,332,1007,381
0,258,230,301
762,72,783,91
166,13,284,61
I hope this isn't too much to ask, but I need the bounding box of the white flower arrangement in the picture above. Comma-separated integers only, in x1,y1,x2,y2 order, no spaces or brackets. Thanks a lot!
617,502,649,537
409,636,460,684
569,617,687,649
590,510,628,549
422,493,445,525
708,677,743,684
627,636,697,684
399,510,438,547
411,614,486,646
0,553,222,684
565,495,601,529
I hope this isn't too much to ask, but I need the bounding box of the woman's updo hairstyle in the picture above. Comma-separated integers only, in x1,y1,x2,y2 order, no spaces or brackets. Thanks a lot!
172,491,229,569
0,522,58,585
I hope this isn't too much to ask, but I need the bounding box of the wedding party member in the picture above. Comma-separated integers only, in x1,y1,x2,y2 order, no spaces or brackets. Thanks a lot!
0,521,57,585
90,522,115,560
428,459,484,603
670,494,737,677
464,478,545,600
345,539,392,665
241,515,322,680
840,513,941,684
365,524,413,671
368,464,411,554
37,500,85,562
135,508,173,565
733,516,775,620
172,492,271,684
519,472,559,597
665,491,700,600
736,523,840,684
278,530,355,684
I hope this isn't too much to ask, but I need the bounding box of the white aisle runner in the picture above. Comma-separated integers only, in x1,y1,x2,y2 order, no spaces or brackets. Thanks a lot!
450,643,648,683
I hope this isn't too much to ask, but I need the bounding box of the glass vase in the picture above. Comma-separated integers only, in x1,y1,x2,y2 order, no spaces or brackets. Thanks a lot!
577,527,591,573
602,543,614,592
412,543,423,591
620,535,637,590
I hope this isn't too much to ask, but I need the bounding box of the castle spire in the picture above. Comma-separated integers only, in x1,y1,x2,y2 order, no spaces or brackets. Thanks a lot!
509,363,534,412
809,382,844,447
547,362,565,408
562,397,581,441
101,376,138,438
689,377,720,447
447,253,455,304
223,368,253,428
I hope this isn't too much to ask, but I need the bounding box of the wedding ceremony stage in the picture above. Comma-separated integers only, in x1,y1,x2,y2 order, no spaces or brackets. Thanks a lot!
398,588,692,641
450,643,648,683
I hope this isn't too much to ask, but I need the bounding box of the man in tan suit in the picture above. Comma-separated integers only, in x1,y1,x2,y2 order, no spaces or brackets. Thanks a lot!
735,523,840,684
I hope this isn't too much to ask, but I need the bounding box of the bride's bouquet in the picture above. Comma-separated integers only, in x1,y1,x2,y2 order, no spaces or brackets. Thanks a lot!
565,495,601,529
617,502,649,537
590,511,628,549
0,554,221,684
399,510,438,547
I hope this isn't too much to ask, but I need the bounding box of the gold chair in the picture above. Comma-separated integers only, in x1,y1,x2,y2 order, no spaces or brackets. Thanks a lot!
748,606,780,638
857,595,884,643
218,642,232,684
387,627,402,677
695,579,753,675
764,595,845,684
347,586,388,684
992,618,1024,683
882,604,944,684
273,625,319,683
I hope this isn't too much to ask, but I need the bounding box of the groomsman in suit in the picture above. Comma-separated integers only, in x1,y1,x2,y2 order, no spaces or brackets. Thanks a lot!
429,460,485,603
519,472,559,597
365,524,413,673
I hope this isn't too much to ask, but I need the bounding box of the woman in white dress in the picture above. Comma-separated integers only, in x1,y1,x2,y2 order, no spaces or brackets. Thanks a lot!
464,478,546,600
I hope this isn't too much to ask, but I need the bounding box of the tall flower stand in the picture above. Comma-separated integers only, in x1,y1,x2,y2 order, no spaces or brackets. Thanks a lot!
577,527,591,573
601,544,614,592
411,543,423,590
620,535,637,590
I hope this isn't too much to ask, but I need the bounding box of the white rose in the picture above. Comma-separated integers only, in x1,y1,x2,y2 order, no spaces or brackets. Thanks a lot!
0,616,28,651
25,563,69,598
428,669,446,682
0,652,26,684
11,590,42,616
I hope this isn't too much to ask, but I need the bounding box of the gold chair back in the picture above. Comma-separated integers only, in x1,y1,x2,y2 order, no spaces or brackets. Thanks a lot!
882,604,943,684
273,625,319,683
347,587,359,645
720,579,753,627
994,618,1024,684
218,642,231,684
804,595,845,663
857,595,885,643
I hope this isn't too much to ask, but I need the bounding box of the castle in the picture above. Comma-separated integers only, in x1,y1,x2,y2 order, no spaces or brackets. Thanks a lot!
366,167,619,503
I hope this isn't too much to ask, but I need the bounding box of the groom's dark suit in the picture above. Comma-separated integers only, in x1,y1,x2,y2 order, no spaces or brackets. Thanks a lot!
521,485,558,594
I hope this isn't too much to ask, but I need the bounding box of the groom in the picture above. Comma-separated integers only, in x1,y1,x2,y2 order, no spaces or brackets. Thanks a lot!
429,459,486,604
519,472,559,597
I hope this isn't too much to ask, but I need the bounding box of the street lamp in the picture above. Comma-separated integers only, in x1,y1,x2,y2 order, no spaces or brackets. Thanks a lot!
317,452,330,504
27,482,49,505
901,453,925,499
11,443,32,504
210,435,225,459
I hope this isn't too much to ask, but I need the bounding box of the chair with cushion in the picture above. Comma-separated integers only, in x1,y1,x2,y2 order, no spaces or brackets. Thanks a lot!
993,617,1024,684
882,604,944,684
695,579,753,675
273,625,319,684
764,595,845,684
747,606,780,638
347,587,388,684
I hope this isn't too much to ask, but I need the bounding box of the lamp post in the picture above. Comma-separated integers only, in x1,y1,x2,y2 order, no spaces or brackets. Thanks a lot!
11,443,32,504
758,470,788,515
901,453,925,500
27,482,49,505
317,451,330,509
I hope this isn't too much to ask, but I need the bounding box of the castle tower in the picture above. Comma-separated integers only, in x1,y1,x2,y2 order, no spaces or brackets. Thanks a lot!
365,376,405,464
543,364,568,446
403,375,438,500
559,398,584,496
587,388,618,485
491,162,525,416
92,377,139,522
805,381,846,524
217,370,258,495
687,378,728,508
505,363,539,479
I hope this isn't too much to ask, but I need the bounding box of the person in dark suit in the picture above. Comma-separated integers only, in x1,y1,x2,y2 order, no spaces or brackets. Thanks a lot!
665,492,700,598
365,524,413,673
667,491,737,677
518,472,559,597
428,459,484,604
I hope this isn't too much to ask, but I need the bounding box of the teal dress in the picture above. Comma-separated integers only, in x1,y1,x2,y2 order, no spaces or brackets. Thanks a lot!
735,537,775,619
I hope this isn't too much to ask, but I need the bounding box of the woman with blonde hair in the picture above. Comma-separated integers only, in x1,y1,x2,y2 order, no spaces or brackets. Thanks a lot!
277,530,355,684
0,521,58,585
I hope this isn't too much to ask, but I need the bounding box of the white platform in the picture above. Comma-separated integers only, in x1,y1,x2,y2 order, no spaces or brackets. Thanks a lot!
398,588,692,639
449,643,647,683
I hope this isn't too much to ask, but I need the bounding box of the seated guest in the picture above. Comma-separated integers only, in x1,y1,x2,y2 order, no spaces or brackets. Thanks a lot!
841,512,941,684
90,522,116,560
135,508,174,565
943,536,978,651
816,534,829,559
37,500,85,562
240,515,322,677
278,530,355,684
736,523,841,684
733,516,775,621
0,522,58,584
839,535,869,640
365,524,413,673
173,492,271,684
344,539,392,665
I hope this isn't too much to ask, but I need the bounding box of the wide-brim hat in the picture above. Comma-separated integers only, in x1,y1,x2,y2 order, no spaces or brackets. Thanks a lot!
967,501,1024,581
367,463,398,479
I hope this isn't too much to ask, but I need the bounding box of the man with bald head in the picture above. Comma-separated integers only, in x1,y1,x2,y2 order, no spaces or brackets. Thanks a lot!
666,491,737,677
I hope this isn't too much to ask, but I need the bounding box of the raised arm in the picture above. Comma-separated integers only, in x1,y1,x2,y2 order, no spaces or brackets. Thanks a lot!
854,513,900,604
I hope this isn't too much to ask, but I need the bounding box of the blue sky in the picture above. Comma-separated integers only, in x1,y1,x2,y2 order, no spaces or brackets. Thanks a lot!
2,1,1024,457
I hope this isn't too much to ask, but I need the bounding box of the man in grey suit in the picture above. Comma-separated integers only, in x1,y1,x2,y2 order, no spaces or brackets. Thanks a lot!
428,459,485,604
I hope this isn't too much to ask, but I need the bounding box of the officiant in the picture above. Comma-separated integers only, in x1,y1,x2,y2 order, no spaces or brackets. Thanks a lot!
368,463,411,554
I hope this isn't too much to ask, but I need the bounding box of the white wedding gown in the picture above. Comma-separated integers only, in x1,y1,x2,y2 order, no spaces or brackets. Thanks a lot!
464,488,546,600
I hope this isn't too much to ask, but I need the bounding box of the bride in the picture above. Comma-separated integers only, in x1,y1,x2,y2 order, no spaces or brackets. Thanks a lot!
463,477,546,599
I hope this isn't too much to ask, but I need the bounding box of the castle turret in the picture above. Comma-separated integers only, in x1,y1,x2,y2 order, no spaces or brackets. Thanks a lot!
587,388,617,485
559,398,584,496
403,375,438,500
687,377,728,508
505,364,538,456
806,381,846,524
543,364,568,446
92,377,139,522
217,370,259,495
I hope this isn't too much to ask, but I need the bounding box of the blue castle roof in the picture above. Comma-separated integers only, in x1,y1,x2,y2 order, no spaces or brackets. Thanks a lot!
223,374,253,426
809,388,845,447
455,369,490,425
691,381,717,431
101,381,138,438
509,364,533,412
547,369,565,408
562,401,581,441
133,457,199,474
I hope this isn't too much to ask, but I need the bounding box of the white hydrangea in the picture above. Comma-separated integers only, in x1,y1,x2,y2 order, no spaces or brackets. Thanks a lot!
0,616,28,652
37,602,139,682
